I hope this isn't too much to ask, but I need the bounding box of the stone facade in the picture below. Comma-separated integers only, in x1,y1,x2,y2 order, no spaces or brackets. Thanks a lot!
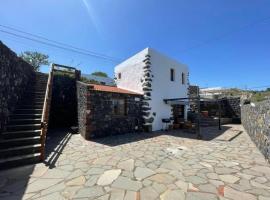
77,82,144,139
0,41,34,133
241,99,270,161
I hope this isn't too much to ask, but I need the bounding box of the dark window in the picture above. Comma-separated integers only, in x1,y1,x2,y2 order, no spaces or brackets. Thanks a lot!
112,98,126,115
118,73,121,79
170,69,175,81
182,73,185,84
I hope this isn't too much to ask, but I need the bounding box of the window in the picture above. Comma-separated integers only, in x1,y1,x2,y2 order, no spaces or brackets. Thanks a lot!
170,69,175,81
118,73,121,79
112,98,126,115
182,73,185,84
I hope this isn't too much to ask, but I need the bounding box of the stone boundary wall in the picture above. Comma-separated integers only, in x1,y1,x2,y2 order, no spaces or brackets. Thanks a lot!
0,41,34,133
77,81,144,139
241,100,270,161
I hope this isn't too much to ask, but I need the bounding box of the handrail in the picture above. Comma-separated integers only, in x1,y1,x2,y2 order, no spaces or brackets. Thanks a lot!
40,64,55,161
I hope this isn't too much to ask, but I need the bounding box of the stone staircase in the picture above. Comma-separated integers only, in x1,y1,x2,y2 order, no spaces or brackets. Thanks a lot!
0,72,48,170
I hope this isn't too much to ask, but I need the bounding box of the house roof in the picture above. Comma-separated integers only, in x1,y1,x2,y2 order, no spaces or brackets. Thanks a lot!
89,84,141,95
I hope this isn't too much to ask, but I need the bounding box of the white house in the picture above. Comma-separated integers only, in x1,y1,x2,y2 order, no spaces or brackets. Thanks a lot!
115,48,189,131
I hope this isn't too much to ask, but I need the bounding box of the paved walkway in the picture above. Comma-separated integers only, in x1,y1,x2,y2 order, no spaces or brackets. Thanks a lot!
0,125,270,200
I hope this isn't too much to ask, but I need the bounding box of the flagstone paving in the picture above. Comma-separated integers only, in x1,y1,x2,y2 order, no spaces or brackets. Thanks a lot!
0,124,270,200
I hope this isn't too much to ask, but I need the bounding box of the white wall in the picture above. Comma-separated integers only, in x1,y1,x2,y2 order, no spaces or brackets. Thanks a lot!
149,48,188,130
115,47,189,131
115,48,148,94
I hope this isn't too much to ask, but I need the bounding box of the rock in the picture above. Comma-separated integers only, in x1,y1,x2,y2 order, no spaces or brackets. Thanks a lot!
188,183,199,192
186,176,207,184
250,180,270,190
134,167,155,180
152,182,167,194
219,175,240,183
112,176,142,191
160,189,185,200
97,169,121,186
140,186,159,200
224,186,257,200
66,176,86,186
117,159,134,171
175,180,188,192
186,192,218,200
199,184,217,194
215,167,238,174
124,191,137,200
207,173,219,180
74,186,104,199
110,188,125,200
25,178,63,193
200,162,213,168
148,173,175,184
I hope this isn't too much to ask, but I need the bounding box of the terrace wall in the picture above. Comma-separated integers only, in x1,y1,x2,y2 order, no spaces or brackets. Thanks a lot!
0,41,34,133
241,100,270,161
77,81,144,139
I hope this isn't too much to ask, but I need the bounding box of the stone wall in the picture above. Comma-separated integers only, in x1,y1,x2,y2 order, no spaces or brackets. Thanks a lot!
0,41,34,133
77,81,144,139
241,100,270,161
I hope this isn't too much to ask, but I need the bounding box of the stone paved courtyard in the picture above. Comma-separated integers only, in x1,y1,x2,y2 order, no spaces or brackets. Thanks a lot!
1,124,270,200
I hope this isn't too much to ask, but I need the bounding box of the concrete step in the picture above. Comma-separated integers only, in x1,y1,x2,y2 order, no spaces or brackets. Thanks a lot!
0,144,41,159
0,136,40,149
10,113,42,120
6,124,41,131
15,109,43,114
0,153,40,170
1,130,41,139
9,118,42,125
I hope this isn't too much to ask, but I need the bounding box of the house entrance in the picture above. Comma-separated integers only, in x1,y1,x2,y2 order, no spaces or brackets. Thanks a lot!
172,105,185,125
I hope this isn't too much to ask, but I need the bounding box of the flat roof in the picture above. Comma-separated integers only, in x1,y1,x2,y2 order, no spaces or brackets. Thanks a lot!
89,84,141,95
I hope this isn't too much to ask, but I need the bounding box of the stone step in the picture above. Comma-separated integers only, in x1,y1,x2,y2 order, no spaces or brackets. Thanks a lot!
9,118,42,125
6,124,41,131
18,104,43,109
0,144,41,159
0,136,40,149
10,113,42,120
15,109,43,114
1,130,41,139
0,153,40,170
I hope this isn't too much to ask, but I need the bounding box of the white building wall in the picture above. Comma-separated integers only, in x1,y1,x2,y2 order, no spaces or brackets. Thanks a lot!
115,48,189,131
149,48,188,130
115,49,147,94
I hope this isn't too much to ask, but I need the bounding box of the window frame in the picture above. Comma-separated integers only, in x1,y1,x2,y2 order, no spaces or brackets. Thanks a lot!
170,68,175,82
181,72,185,85
118,73,121,79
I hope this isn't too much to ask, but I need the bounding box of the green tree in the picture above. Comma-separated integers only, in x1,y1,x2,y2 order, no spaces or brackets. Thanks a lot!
91,71,108,77
20,51,49,71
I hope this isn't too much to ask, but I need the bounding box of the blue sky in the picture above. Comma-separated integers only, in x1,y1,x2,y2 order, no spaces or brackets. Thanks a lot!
0,0,270,89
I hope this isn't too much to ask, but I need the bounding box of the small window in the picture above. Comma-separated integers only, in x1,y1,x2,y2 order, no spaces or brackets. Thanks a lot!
118,73,121,79
112,98,126,115
170,69,175,81
182,73,185,84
